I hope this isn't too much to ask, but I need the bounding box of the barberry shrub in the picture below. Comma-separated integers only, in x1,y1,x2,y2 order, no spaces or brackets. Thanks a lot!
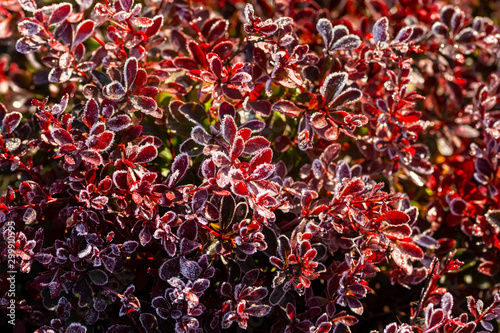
0,0,500,332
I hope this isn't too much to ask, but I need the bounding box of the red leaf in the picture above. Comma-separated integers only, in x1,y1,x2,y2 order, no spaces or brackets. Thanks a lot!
477,261,496,276
2,112,22,134
383,224,412,239
83,99,99,128
396,241,424,260
230,136,245,161
211,40,234,60
233,181,248,195
311,112,328,129
162,82,187,95
74,20,95,46
133,145,157,163
221,115,237,144
174,57,199,70
130,17,153,27
145,15,163,38
218,101,236,119
207,19,228,42
51,128,74,145
90,131,114,151
80,149,102,166
248,164,275,180
272,100,302,117
113,170,131,190
244,136,270,155
131,96,160,118
340,178,364,196
124,57,138,90
378,211,409,226
250,147,273,170
398,110,421,123
188,41,207,70
48,3,72,26
394,26,413,43
207,53,223,78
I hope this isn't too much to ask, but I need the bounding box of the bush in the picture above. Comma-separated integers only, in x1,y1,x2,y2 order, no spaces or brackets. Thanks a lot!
1,0,500,332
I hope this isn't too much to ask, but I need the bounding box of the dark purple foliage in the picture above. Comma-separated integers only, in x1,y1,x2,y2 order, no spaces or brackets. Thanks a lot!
1,0,500,332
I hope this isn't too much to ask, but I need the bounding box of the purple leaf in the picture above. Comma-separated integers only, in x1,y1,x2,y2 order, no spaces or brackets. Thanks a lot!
180,238,200,256
321,72,348,105
169,153,189,186
66,323,87,333
104,81,126,100
485,210,500,230
192,189,207,213
242,268,260,286
15,36,43,54
191,125,211,145
122,241,139,254
178,219,198,240
119,0,132,11
180,258,202,280
475,157,493,176
245,100,272,116
336,160,351,181
432,22,449,37
159,257,180,281
373,17,389,42
316,18,334,49
332,34,361,50
49,67,73,83
139,313,158,333
88,269,108,286
330,88,362,108
19,0,37,12
102,255,116,273
107,115,131,131
178,102,206,124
